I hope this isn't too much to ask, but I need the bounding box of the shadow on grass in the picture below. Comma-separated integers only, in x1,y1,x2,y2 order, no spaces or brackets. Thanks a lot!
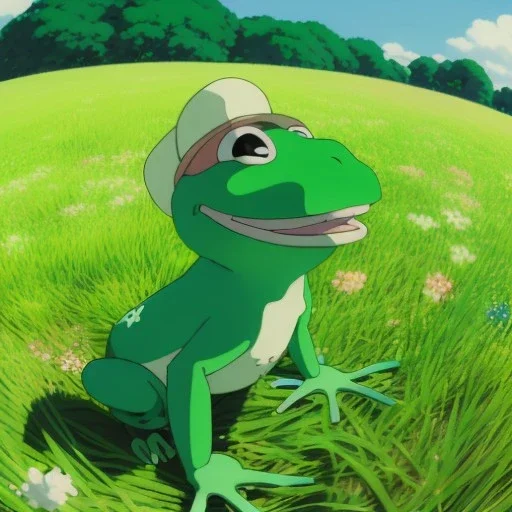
23,387,252,511
22,361,379,510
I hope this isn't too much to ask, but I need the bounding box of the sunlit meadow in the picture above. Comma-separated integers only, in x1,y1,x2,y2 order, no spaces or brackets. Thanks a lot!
1,62,511,512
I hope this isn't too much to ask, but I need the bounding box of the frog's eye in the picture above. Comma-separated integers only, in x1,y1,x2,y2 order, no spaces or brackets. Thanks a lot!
217,126,276,165
288,125,313,138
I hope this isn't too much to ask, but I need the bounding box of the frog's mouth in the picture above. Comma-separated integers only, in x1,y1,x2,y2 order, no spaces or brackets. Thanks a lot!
199,204,370,247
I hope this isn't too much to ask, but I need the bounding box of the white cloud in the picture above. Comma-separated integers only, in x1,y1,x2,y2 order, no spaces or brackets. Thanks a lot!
0,0,32,17
484,60,512,89
433,53,447,63
382,42,420,66
447,37,474,52
445,14,512,89
466,15,512,56
484,60,510,76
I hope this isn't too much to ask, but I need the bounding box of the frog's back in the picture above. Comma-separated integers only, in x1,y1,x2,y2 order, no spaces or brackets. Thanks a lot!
106,270,208,364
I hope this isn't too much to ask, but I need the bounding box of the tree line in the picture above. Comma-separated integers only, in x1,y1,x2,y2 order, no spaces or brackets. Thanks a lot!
0,0,511,116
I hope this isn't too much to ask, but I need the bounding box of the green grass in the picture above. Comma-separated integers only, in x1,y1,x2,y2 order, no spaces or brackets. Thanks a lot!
0,62,511,512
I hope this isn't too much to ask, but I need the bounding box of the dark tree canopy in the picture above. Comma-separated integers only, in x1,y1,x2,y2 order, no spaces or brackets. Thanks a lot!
119,0,238,62
230,16,357,73
493,87,512,115
385,59,411,83
435,59,494,106
0,0,238,80
409,56,440,89
302,21,358,73
346,38,409,83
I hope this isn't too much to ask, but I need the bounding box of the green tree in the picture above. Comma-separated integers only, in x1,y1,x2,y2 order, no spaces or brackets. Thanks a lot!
303,21,358,73
231,16,335,70
432,60,452,91
0,0,127,80
346,38,408,82
409,56,439,89
385,59,410,83
435,59,494,106
0,0,238,81
493,87,512,115
118,0,238,62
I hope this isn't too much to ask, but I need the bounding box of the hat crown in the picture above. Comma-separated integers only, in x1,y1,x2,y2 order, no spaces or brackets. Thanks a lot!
176,78,272,159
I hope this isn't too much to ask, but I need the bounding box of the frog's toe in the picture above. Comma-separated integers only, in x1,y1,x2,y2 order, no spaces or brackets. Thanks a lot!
147,432,176,463
131,438,153,465
131,433,176,465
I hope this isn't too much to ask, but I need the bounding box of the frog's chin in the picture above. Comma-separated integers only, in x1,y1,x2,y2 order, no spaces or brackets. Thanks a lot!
199,204,370,247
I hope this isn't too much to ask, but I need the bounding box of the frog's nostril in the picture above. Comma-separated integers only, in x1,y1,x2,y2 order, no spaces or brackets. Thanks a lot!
332,156,343,165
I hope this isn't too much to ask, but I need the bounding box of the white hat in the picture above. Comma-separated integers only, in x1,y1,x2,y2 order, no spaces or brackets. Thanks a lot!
143,77,300,217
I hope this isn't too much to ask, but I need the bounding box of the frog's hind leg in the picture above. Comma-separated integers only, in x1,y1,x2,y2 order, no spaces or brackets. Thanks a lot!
82,357,167,430
82,358,175,464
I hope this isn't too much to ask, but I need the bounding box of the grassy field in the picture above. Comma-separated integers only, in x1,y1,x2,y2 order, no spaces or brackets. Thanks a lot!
0,62,511,512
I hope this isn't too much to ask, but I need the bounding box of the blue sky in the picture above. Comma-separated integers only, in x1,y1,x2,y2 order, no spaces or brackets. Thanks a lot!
221,0,512,89
2,0,511,88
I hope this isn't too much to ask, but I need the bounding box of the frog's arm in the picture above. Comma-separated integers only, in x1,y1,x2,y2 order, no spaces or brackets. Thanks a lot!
166,321,250,483
287,275,321,379
276,275,399,422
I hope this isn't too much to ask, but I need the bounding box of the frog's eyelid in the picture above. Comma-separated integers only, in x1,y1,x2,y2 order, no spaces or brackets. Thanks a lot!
288,125,314,138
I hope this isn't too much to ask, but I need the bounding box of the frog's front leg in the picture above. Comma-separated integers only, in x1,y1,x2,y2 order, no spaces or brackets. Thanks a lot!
168,323,314,512
272,277,400,423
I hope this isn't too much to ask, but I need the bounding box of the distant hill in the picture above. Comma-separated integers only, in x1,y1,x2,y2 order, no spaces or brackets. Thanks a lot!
0,0,510,115
0,15,13,31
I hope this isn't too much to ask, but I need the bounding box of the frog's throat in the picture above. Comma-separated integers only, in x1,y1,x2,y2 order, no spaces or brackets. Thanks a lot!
199,203,370,247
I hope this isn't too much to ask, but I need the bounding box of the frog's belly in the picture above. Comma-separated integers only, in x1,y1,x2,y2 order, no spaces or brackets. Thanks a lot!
142,275,306,394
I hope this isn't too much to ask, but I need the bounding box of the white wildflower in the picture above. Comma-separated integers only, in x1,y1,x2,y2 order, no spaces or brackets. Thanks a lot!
56,349,87,374
60,203,95,216
450,245,476,264
398,165,425,177
110,194,135,207
111,150,146,165
81,155,105,165
441,209,471,230
1,234,26,255
0,167,51,196
407,213,440,231
13,467,77,511
447,166,473,187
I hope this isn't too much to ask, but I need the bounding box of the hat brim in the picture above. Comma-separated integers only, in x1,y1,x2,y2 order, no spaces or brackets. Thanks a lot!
144,127,179,217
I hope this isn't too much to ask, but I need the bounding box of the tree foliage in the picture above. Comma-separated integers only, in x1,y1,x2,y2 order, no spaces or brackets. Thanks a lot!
118,0,238,62
230,16,357,73
435,59,494,106
346,38,409,83
409,56,440,89
493,87,512,115
0,0,238,80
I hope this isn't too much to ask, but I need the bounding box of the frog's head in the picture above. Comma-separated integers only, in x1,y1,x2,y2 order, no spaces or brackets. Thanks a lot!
145,78,381,278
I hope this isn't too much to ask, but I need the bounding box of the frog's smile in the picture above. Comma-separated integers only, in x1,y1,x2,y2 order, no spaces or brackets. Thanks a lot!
199,204,370,247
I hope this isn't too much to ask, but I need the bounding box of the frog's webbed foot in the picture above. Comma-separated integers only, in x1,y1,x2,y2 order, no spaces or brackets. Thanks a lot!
131,432,176,465
272,356,400,423
191,454,313,512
